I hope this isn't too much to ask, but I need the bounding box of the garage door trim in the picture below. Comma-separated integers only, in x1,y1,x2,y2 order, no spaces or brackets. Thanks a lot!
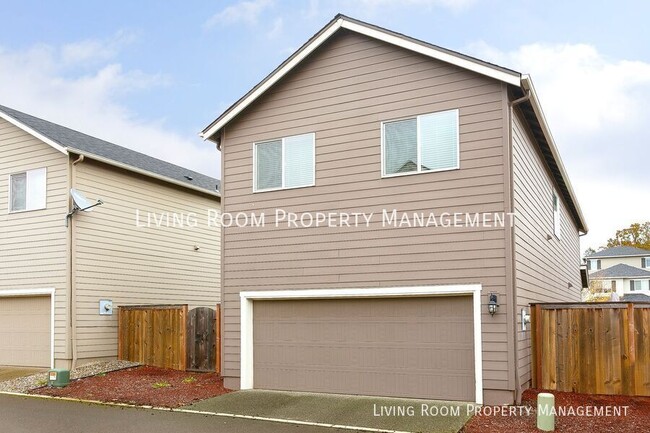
240,284,483,404
0,288,55,368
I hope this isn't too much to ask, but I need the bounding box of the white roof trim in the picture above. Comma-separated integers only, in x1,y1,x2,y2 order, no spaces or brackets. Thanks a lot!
0,111,68,155
200,16,520,140
68,148,221,198
521,75,588,233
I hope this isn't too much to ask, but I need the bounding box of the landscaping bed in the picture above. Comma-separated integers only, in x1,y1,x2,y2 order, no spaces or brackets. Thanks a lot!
462,389,650,432
30,366,230,408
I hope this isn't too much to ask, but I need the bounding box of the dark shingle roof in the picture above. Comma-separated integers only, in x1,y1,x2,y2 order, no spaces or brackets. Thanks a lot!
0,105,220,195
590,263,650,279
622,293,650,303
587,246,650,258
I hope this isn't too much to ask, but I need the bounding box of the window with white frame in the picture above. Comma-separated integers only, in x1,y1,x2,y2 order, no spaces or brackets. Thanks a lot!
382,109,459,176
643,257,650,269
553,193,561,239
588,259,601,271
631,280,643,291
254,133,315,192
9,168,46,212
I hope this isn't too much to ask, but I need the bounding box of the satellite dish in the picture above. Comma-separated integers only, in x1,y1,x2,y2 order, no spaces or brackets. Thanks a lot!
70,188,95,212
65,189,103,227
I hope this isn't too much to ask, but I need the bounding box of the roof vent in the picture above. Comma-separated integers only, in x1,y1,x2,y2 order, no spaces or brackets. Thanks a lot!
184,175,193,181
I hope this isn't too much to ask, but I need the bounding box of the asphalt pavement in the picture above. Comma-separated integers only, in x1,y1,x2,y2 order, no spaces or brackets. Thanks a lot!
0,393,355,433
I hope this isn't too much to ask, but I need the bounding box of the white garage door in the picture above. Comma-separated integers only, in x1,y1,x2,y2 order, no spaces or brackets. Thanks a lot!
0,296,51,367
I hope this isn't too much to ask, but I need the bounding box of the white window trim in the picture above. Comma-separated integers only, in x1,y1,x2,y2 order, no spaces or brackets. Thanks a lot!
7,168,47,214
381,109,460,178
553,192,561,240
644,257,650,269
240,284,483,404
252,133,316,193
0,288,55,369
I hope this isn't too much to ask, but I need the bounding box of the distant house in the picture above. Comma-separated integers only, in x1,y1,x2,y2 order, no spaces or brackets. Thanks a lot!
587,246,650,296
0,105,221,370
201,15,587,405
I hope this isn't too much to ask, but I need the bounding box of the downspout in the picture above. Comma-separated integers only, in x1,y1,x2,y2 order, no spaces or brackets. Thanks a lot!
509,87,530,404
70,154,84,369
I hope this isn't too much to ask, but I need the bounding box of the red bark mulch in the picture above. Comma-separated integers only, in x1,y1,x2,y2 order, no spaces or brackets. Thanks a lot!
462,388,650,433
30,366,231,408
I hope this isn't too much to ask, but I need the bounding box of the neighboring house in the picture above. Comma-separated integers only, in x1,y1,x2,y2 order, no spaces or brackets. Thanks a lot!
586,246,650,296
586,245,650,272
200,15,587,405
0,105,221,370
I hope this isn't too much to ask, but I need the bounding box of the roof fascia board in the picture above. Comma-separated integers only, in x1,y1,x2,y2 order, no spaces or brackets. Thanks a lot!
521,75,588,233
340,20,521,87
0,111,68,155
67,148,221,198
200,17,521,140
200,18,344,140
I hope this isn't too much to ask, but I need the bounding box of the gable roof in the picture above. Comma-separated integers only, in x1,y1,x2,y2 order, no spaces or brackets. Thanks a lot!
590,263,650,279
0,105,220,196
199,14,587,233
587,246,650,259
622,293,650,303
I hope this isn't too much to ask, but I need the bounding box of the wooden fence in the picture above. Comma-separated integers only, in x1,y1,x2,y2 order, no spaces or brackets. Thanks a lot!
532,302,650,396
118,305,221,372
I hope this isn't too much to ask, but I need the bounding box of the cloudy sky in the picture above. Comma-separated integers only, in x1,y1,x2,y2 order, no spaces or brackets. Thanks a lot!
1,0,648,252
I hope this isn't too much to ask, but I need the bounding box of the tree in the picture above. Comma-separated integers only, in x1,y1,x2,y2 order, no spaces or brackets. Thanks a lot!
583,247,596,257
606,221,650,250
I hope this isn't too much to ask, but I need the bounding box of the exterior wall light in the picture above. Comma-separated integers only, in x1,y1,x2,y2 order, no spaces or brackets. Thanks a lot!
488,293,499,316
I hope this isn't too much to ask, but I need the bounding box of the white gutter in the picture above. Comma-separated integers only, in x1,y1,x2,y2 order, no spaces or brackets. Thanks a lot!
67,148,221,198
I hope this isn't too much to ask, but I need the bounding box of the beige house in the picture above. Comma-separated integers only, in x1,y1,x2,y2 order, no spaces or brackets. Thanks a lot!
201,15,587,405
0,105,221,369
586,246,650,297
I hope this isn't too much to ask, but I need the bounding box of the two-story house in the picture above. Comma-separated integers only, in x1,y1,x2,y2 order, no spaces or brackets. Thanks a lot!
201,15,587,405
586,246,650,298
0,105,221,370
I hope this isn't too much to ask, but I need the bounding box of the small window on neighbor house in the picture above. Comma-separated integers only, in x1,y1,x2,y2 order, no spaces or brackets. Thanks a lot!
382,109,459,176
612,280,617,291
9,168,46,212
254,133,315,192
643,257,650,269
631,280,643,291
553,193,561,239
588,259,600,271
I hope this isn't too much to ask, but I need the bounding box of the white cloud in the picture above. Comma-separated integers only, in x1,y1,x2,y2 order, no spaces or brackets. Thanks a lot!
0,33,219,179
267,17,284,38
204,0,273,29
466,41,650,251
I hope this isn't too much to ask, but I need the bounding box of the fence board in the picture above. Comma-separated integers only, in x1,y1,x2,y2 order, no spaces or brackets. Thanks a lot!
532,303,650,396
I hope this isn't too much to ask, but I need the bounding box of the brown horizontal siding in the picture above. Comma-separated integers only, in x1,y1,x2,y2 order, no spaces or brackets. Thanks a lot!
511,109,581,388
221,30,511,390
0,118,70,359
72,159,220,359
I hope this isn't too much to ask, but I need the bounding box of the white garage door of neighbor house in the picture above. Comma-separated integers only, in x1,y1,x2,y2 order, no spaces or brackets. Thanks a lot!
253,296,475,401
0,296,51,367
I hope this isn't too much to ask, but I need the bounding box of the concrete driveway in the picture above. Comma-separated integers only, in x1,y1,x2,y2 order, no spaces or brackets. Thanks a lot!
187,390,474,433
0,366,44,382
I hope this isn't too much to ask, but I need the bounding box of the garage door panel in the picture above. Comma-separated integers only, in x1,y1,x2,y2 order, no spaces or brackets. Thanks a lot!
0,296,51,367
253,296,474,401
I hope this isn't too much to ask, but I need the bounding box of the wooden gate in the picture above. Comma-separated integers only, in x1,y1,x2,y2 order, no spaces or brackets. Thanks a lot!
186,306,217,372
532,302,650,396
118,304,221,372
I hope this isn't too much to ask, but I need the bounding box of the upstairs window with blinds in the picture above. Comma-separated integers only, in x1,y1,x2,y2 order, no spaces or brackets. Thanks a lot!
254,133,315,192
382,109,459,176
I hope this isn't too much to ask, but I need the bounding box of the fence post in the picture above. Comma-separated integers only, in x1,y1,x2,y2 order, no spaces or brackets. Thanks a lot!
534,304,543,388
216,303,221,375
628,303,636,394
117,306,123,360
181,305,188,371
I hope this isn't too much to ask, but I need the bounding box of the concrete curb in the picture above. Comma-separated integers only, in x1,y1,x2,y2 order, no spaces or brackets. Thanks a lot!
0,391,411,433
